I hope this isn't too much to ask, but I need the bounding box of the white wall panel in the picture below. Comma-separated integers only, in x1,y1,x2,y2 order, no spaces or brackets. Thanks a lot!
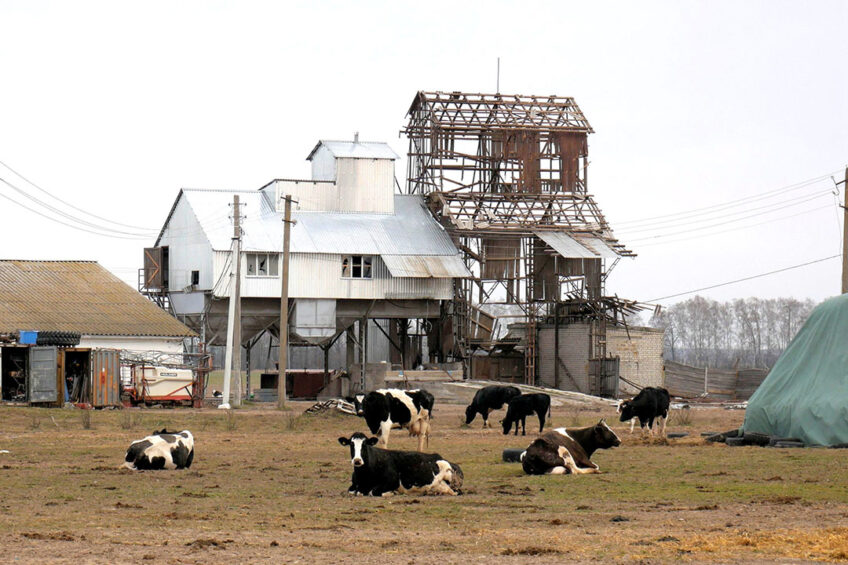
158,197,215,291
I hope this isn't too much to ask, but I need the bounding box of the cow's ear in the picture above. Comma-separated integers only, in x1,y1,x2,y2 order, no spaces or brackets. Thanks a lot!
366,437,379,446
338,437,350,446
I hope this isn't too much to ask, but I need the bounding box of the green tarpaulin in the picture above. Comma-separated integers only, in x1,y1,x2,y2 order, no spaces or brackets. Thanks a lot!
743,293,848,446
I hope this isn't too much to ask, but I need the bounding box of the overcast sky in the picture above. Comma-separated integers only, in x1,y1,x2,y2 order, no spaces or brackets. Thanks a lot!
1,1,846,307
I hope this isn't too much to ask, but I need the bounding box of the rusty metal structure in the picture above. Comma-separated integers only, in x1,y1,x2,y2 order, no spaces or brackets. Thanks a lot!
403,91,638,394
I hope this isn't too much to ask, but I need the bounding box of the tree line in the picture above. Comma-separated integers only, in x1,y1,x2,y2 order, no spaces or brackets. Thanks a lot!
644,296,818,370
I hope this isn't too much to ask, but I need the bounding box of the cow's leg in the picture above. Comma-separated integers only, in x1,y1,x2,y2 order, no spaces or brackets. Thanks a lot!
558,447,601,474
547,466,568,475
629,418,636,434
520,416,527,436
659,414,667,437
537,410,545,433
379,420,393,448
485,407,495,428
648,417,656,437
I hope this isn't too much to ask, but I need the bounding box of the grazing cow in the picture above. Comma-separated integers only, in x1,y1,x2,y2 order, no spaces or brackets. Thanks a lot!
338,432,463,496
123,429,194,471
502,393,551,436
520,421,621,475
618,387,671,437
349,389,434,451
465,385,522,428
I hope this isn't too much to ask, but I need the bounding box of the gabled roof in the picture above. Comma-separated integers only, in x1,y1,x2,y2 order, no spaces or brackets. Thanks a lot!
177,189,462,257
306,140,400,161
0,261,196,337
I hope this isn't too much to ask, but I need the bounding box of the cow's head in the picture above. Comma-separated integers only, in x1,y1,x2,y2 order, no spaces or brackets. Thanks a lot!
345,394,367,416
338,432,378,467
464,405,477,425
594,419,621,448
618,400,635,422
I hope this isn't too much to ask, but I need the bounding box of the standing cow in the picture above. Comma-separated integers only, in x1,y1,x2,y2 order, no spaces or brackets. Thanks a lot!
349,389,434,451
338,432,463,496
123,429,194,470
465,385,522,428
501,393,551,436
520,421,620,475
618,387,670,437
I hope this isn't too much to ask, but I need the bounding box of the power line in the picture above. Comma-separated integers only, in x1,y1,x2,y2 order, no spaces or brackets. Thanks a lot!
618,188,834,236
646,255,840,302
632,192,830,242
0,159,157,232
0,176,154,237
615,171,839,228
0,191,149,240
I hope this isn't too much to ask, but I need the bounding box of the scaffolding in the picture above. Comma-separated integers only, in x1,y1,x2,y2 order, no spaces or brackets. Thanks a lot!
403,91,638,392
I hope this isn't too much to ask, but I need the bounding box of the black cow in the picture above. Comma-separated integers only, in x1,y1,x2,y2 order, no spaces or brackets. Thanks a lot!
520,421,621,475
338,432,463,496
123,429,194,470
348,389,434,451
501,393,551,436
465,385,522,428
618,387,670,437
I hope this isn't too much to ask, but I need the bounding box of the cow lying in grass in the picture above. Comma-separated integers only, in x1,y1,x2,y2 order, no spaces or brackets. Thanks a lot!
124,429,194,470
520,421,620,475
338,432,463,496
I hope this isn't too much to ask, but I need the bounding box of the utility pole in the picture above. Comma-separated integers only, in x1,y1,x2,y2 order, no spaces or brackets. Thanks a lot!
220,195,242,409
277,195,294,409
842,167,848,294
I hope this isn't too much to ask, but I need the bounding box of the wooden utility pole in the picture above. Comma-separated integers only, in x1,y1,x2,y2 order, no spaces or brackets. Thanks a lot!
842,167,848,294
277,195,293,409
220,195,242,409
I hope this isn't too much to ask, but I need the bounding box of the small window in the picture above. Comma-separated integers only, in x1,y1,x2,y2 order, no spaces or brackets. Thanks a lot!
341,255,373,279
246,253,279,277
191,270,200,285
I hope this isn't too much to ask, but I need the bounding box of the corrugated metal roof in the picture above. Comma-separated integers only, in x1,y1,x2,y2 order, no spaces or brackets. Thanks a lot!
534,231,596,258
181,190,461,256
306,140,400,161
381,254,471,278
534,230,622,259
0,261,196,337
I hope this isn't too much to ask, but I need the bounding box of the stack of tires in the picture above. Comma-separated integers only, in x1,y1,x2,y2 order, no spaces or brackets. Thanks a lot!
34,331,81,347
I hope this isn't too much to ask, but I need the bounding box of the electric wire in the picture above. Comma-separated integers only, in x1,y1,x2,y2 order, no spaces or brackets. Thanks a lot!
0,176,154,237
614,171,839,228
0,159,157,233
646,255,840,302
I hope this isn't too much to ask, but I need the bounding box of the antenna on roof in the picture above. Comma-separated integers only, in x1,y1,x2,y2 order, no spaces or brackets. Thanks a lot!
496,57,500,94
354,132,359,143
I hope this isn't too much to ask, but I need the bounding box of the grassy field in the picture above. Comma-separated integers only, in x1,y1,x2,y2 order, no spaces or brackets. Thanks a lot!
1,402,847,564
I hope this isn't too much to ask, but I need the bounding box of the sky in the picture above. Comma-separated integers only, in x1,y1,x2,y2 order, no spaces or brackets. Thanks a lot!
0,1,846,307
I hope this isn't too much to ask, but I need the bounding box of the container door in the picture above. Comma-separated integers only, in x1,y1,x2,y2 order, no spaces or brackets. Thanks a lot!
29,346,58,403
91,349,120,407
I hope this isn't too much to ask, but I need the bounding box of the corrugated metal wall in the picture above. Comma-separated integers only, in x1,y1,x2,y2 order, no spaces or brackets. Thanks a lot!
214,251,453,300
159,197,216,291
90,349,121,407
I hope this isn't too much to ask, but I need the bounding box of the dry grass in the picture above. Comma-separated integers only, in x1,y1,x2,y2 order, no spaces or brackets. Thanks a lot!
0,403,846,564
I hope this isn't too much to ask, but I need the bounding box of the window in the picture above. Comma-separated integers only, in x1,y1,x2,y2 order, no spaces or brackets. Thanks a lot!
341,255,372,279
191,270,200,286
246,253,279,277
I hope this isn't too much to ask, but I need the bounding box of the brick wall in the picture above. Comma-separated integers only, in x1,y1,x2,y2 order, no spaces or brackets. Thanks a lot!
537,323,665,395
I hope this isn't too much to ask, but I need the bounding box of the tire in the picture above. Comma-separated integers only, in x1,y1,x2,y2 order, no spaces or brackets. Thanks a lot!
743,432,772,446
502,448,525,463
667,432,689,438
772,441,805,449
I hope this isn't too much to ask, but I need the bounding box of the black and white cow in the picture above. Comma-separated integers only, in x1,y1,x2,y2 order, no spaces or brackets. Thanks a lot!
617,387,670,437
338,432,463,496
465,385,522,428
349,389,434,451
123,429,194,470
501,393,551,436
520,421,620,475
